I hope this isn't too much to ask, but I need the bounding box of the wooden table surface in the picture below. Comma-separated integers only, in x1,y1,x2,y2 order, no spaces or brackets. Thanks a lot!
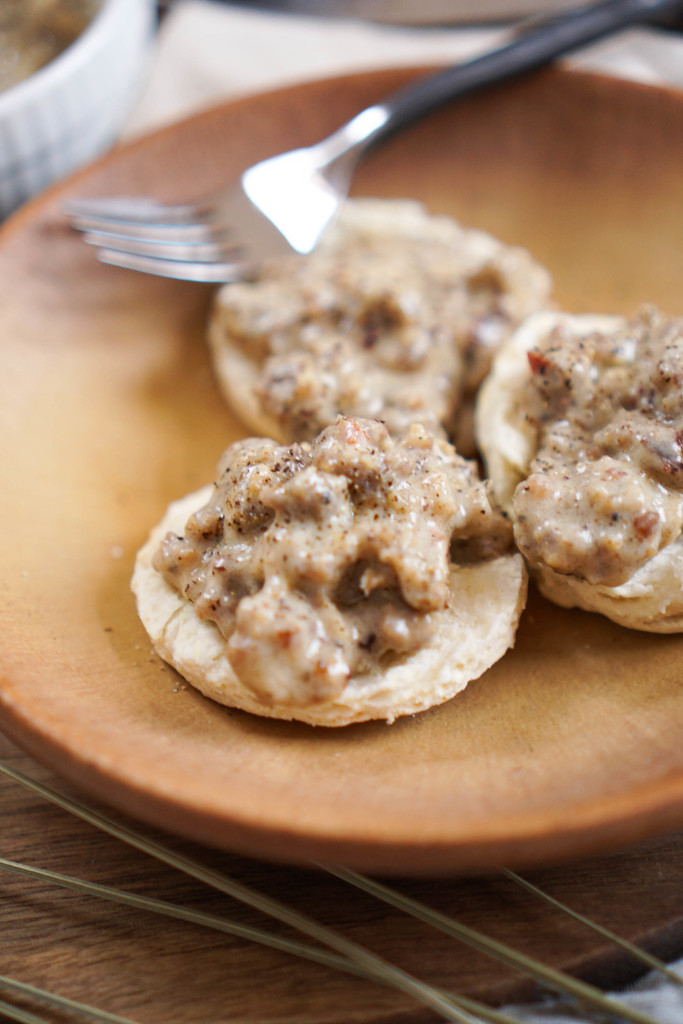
1,730,681,1024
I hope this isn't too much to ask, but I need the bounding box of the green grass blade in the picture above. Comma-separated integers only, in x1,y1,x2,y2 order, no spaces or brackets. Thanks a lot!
8,761,668,1024
0,998,51,1024
501,868,682,987
0,762,514,1024
0,855,359,976
0,855,520,1024
325,865,667,1024
0,976,139,1024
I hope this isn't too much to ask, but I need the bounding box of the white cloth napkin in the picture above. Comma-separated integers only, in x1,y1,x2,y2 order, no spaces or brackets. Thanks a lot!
122,4,683,1020
124,0,683,137
505,959,683,1023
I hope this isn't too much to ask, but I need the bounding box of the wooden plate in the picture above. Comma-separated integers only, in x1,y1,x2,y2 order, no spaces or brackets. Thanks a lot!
1,66,682,874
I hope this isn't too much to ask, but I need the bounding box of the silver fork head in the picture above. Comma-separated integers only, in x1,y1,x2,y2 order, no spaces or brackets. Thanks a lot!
62,109,377,282
65,188,258,282
68,214,241,262
64,147,347,283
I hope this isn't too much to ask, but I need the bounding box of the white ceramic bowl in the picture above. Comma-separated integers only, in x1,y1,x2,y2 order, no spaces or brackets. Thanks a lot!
0,0,156,218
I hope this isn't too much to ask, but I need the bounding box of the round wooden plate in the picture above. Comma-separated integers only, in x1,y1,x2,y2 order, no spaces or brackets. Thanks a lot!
1,66,682,874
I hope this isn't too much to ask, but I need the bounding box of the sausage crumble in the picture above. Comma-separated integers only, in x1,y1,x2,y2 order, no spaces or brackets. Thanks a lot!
213,221,549,451
513,307,683,586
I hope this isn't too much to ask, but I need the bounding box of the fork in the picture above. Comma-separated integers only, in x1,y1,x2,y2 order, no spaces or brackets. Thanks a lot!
66,0,683,283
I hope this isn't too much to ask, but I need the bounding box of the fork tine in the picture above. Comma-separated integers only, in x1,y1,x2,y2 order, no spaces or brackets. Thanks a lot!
83,231,244,264
64,196,212,225
96,247,252,283
68,214,225,244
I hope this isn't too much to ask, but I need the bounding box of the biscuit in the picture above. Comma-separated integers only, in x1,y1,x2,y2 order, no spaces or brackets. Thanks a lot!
207,198,552,453
133,418,528,725
476,309,683,632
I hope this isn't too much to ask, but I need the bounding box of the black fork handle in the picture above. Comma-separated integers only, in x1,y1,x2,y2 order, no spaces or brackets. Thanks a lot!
372,0,683,142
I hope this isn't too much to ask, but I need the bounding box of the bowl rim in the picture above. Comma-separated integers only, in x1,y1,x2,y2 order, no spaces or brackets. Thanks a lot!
0,0,154,117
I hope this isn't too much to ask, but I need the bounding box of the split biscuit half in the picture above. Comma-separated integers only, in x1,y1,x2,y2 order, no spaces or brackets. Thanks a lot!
133,418,527,726
476,309,683,632
207,197,552,453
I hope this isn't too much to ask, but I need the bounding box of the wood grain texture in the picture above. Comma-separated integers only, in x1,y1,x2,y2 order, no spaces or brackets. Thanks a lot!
0,67,682,875
0,734,681,1023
